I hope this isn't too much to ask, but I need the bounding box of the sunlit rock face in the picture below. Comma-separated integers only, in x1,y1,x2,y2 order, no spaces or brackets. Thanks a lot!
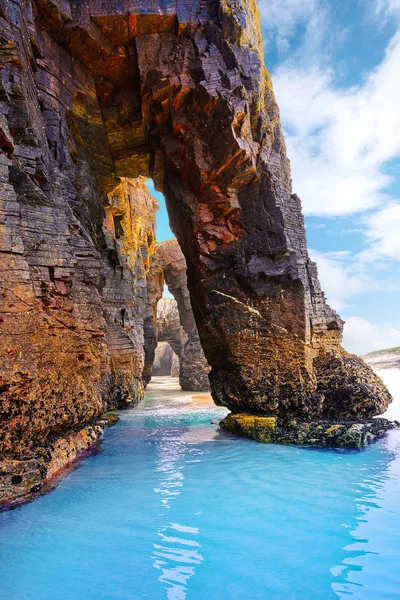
0,1,161,502
0,0,393,502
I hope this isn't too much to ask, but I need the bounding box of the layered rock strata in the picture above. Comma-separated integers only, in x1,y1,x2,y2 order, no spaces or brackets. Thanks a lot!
179,329,211,391
0,0,393,500
0,413,118,510
36,0,388,423
0,0,163,503
171,352,180,378
156,297,187,359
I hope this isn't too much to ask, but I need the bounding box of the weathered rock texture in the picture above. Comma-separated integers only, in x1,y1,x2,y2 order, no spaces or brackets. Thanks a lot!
171,352,180,378
220,414,397,449
1,420,103,509
156,297,187,358
152,295,210,389
0,0,164,502
0,0,393,503
179,329,211,391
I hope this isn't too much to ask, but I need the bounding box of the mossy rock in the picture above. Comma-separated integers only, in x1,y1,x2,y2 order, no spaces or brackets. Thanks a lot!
101,412,120,427
220,413,276,443
220,413,396,448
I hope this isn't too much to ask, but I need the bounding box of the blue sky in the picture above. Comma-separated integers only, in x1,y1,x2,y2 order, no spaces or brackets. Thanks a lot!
148,0,400,354
146,180,172,242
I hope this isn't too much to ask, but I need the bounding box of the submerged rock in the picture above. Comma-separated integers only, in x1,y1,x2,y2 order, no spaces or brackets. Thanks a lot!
220,414,397,449
100,412,120,427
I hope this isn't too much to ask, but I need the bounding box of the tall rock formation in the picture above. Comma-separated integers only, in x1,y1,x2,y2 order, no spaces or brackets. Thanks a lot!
0,0,393,505
0,0,162,502
179,329,211,392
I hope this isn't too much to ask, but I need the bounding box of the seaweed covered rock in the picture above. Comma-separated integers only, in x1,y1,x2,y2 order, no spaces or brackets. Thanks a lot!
220,414,397,449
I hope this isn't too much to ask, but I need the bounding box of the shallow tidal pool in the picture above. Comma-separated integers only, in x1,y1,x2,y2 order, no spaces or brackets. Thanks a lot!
1,376,400,600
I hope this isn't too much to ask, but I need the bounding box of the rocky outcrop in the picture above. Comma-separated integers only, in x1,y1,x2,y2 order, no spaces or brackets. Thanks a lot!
0,0,393,506
156,297,186,358
0,412,118,510
154,295,210,389
171,352,180,378
0,1,160,504
101,178,158,408
41,0,388,424
220,414,397,449
179,329,210,391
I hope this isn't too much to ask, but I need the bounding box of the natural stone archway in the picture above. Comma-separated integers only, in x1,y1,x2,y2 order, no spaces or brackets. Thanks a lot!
49,0,389,421
156,298,186,359
143,238,210,391
0,0,394,505
152,341,175,377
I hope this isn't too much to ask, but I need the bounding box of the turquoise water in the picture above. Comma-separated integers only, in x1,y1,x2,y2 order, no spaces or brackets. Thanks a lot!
1,377,400,600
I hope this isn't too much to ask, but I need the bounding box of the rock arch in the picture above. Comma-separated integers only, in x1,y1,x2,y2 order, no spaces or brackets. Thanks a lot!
46,0,389,421
152,341,179,378
0,0,393,504
143,239,210,391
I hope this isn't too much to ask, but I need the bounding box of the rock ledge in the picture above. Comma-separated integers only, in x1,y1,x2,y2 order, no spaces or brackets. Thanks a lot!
220,414,398,449
0,412,118,511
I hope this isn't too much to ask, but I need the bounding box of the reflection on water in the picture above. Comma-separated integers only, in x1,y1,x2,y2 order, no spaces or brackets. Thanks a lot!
0,376,399,600
131,378,226,600
332,430,400,598
151,431,204,600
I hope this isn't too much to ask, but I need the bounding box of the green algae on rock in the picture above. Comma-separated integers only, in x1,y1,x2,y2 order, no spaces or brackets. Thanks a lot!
100,412,120,427
220,414,398,449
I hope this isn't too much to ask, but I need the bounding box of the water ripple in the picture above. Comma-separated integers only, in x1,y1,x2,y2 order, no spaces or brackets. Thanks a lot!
0,377,400,600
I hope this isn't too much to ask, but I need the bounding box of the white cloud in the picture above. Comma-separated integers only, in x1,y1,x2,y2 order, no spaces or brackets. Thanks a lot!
375,0,400,17
259,0,400,347
259,0,320,56
362,202,400,260
342,316,400,354
272,32,400,216
309,249,382,311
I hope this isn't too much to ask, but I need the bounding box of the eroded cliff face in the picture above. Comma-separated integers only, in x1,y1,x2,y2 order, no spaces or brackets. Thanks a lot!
0,0,393,504
0,0,162,503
